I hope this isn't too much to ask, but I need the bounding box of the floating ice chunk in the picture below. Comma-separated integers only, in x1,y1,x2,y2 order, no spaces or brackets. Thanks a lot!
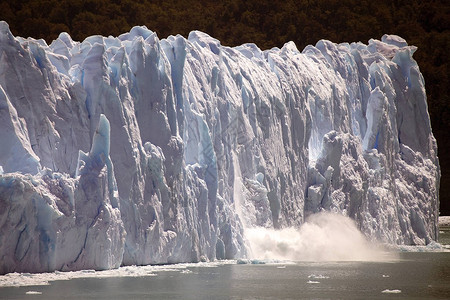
381,289,401,294
236,259,266,265
308,274,330,279
25,291,42,295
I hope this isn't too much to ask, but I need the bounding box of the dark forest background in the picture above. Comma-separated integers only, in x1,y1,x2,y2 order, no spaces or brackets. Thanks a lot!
1,0,449,214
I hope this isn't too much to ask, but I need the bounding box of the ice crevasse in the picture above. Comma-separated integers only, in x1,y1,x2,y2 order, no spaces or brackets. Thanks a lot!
0,21,440,274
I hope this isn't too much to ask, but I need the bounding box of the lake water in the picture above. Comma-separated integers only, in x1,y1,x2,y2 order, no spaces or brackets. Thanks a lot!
1,227,450,299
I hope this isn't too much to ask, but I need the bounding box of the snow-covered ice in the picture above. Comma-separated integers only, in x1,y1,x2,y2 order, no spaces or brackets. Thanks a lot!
0,21,440,274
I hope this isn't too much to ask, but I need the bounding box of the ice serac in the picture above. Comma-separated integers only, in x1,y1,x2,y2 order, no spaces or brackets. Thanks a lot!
0,114,124,274
0,21,440,273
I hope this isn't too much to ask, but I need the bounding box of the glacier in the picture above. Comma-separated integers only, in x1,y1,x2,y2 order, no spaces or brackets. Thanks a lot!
0,21,440,274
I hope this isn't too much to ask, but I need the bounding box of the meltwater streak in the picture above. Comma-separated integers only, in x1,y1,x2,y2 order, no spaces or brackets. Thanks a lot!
245,212,393,262
232,152,244,223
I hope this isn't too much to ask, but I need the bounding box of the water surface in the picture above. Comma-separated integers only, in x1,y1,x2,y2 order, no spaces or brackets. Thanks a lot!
1,227,450,299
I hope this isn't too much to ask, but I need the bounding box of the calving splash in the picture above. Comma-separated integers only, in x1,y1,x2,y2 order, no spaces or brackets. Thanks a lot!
234,155,386,262
245,213,389,261
0,21,439,273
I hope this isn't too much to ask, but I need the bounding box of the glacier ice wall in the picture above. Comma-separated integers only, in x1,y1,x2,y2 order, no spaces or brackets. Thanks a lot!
0,21,439,274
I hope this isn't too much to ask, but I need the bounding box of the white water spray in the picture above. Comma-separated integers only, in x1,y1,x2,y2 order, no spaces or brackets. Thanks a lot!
233,151,389,262
245,212,392,261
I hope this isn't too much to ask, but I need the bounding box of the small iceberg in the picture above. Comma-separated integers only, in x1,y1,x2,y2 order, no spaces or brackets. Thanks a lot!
381,289,401,294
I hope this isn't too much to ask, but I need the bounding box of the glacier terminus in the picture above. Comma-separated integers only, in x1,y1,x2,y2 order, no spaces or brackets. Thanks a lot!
0,21,440,274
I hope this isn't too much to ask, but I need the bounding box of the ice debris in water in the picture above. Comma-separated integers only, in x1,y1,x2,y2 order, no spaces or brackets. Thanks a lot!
308,274,330,279
381,289,402,294
25,291,43,295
